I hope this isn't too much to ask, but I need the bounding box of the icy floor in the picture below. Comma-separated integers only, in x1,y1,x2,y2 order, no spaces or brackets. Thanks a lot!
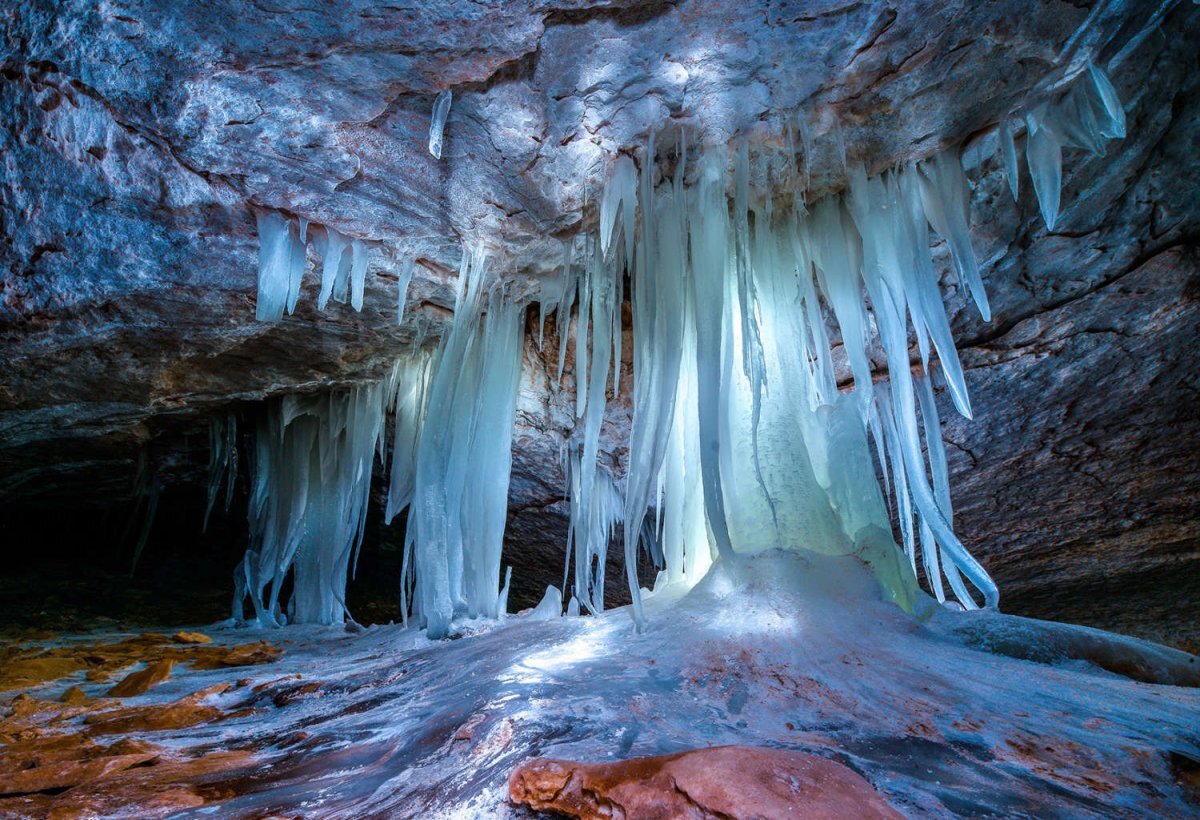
29,551,1200,817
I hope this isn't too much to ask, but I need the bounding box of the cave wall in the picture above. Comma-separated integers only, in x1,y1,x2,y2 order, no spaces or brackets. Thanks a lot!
1,1,1197,645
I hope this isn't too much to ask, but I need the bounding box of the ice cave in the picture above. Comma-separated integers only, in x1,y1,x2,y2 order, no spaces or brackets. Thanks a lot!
1,0,1198,817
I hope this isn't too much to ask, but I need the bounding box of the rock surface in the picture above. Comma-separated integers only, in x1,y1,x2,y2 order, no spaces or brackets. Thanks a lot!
0,1,1197,644
509,745,902,819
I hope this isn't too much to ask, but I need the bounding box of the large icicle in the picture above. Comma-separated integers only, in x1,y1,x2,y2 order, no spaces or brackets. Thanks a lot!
688,151,737,563
406,247,525,638
599,141,1006,615
234,383,390,626
622,139,688,625
384,352,433,524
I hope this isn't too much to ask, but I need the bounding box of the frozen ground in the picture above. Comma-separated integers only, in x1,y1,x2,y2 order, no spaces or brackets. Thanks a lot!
12,550,1200,817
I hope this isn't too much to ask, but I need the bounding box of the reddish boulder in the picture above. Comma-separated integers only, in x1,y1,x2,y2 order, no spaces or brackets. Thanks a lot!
509,745,901,819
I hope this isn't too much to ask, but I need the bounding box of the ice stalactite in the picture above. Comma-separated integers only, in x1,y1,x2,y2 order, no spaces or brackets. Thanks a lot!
558,140,1018,620
234,59,1125,634
551,160,639,616
254,211,306,322
428,90,452,160
404,247,525,638
1003,61,1126,230
203,410,238,531
384,353,433,526
234,383,391,626
255,213,372,321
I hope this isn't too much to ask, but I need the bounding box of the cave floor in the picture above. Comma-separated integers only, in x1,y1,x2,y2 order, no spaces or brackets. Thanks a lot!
1,552,1197,817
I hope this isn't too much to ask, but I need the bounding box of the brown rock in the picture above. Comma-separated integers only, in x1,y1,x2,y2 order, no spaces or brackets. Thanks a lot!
86,683,231,734
60,685,89,705
0,657,85,691
509,745,901,820
213,642,283,668
171,631,213,645
107,660,174,698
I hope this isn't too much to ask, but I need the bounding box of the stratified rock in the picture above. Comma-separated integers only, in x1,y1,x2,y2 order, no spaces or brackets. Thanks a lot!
107,659,174,697
508,745,902,819
86,682,231,733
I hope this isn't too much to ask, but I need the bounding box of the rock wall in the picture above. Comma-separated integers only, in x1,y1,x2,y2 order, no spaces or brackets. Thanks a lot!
1,1,1196,644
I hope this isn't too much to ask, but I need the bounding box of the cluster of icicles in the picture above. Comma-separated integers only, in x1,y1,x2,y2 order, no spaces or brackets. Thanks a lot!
233,61,1125,634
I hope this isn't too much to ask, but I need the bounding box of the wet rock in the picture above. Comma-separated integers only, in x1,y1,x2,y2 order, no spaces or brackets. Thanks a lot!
107,659,175,697
0,656,86,692
86,683,231,733
60,684,89,705
509,745,902,819
171,631,213,645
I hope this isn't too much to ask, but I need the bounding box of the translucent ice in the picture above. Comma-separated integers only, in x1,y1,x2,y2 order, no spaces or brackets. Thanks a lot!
428,90,452,159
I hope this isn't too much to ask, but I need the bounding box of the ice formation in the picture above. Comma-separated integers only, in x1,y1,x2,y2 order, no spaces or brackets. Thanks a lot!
234,383,392,626
403,248,525,638
234,65,1125,631
255,214,371,321
548,141,1016,622
203,410,238,531
1003,61,1127,230
428,90,452,160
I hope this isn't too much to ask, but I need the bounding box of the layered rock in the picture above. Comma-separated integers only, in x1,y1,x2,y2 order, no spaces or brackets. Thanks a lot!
1,0,1197,643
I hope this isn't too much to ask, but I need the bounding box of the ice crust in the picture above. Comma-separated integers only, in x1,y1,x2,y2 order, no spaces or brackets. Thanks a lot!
92,549,1200,817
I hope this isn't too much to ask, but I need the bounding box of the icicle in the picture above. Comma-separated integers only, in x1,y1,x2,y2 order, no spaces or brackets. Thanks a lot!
255,211,304,322
235,383,389,626
1087,61,1125,139
688,151,737,562
1025,105,1063,231
622,134,688,624
1001,60,1125,232
407,247,525,637
428,89,452,159
129,475,162,575
917,150,991,322
349,239,369,311
204,410,238,531
396,258,415,325
999,117,1020,202
385,352,432,523
319,228,351,310
599,155,637,259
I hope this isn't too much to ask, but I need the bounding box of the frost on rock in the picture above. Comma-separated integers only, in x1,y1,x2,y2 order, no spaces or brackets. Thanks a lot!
428,90,452,160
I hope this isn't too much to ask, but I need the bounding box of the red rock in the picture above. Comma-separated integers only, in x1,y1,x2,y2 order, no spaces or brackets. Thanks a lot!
107,660,174,697
509,745,901,819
